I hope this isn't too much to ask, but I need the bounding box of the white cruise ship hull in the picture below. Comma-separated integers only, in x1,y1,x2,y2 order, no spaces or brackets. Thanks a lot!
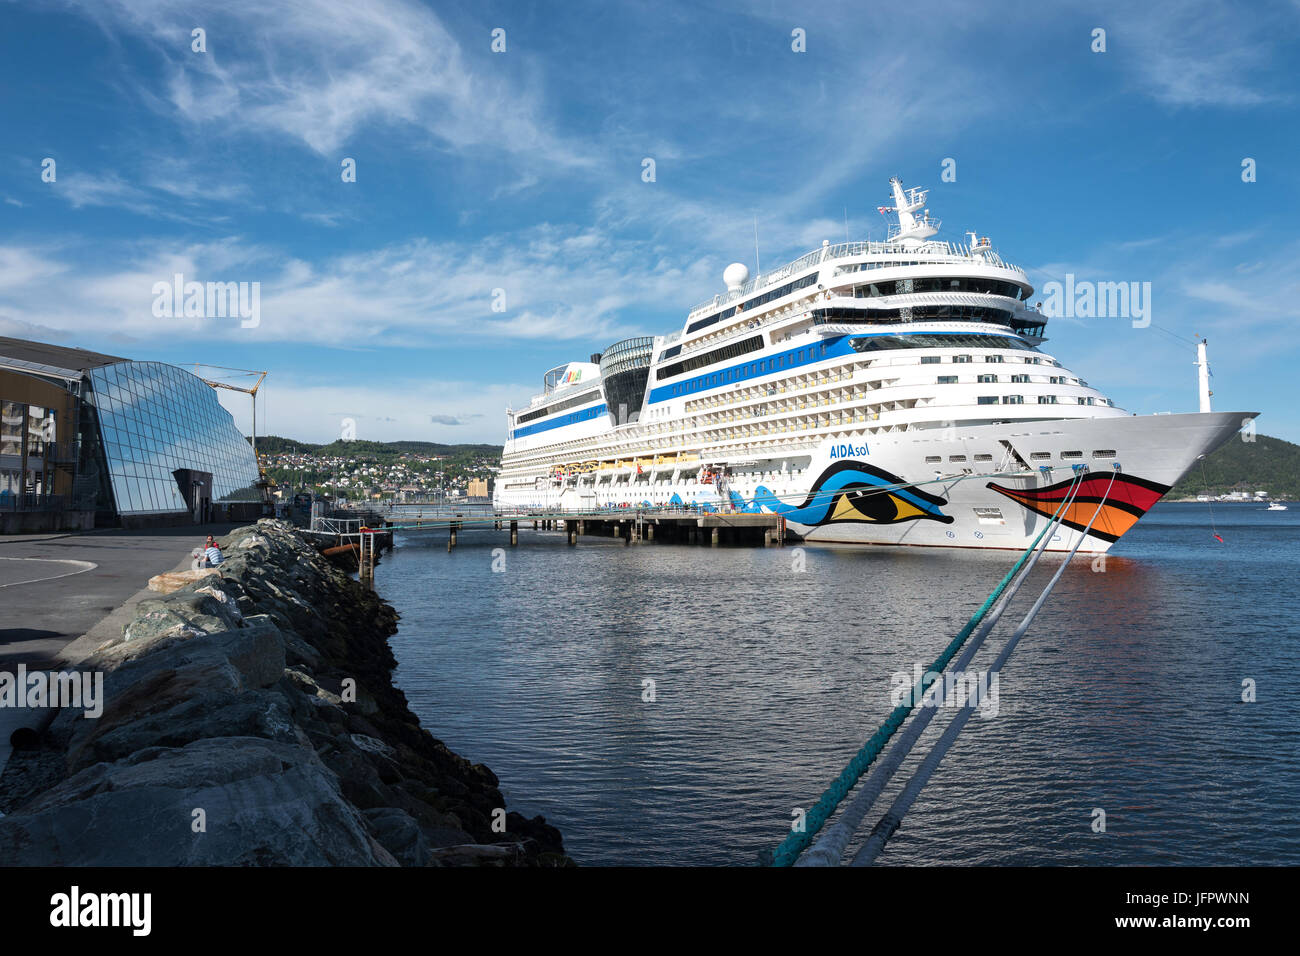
771,411,1243,552
496,411,1246,553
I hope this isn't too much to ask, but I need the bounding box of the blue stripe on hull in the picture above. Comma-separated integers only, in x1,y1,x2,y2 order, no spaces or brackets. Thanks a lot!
647,330,1022,404
511,403,607,438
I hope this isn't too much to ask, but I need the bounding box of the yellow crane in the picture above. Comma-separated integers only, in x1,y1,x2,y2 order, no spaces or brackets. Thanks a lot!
194,365,271,492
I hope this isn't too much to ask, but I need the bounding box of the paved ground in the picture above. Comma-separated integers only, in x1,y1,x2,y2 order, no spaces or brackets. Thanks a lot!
0,524,241,775
0,524,241,669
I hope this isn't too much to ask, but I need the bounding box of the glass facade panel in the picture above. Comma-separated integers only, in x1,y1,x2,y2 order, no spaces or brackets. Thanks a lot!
599,337,654,425
87,361,261,516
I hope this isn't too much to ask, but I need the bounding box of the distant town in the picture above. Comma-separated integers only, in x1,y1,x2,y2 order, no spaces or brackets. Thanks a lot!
253,436,501,503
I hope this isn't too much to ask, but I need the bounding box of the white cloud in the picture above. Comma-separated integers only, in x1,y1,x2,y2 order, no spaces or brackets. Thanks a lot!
0,226,717,349
221,373,527,444
1098,0,1292,107
63,0,595,170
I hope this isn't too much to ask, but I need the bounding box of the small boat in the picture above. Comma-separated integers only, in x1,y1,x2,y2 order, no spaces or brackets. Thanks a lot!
1266,502,1288,511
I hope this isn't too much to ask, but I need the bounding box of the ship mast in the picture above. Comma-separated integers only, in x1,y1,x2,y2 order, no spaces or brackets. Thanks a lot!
1196,339,1212,413
886,177,940,246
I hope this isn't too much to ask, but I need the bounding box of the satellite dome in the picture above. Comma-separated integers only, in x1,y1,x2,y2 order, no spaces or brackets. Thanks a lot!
723,262,750,291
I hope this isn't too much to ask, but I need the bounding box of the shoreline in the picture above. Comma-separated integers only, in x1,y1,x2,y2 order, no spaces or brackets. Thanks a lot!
0,519,571,866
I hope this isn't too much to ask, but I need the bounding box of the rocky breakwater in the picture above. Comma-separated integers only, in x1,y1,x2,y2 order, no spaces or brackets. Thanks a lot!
0,519,570,866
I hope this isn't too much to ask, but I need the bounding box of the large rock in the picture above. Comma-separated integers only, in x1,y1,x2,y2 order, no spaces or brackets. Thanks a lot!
147,568,220,593
0,737,394,866
53,620,289,772
362,807,430,866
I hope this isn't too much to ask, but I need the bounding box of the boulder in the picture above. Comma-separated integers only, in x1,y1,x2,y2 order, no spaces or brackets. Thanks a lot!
147,568,220,593
362,807,430,866
0,737,394,866
427,842,529,867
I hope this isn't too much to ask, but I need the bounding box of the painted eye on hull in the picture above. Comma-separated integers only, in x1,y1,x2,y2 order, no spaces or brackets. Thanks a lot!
756,461,954,526
830,487,930,523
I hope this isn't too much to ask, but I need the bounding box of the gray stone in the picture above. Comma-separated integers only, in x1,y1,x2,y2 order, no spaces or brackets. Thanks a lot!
0,737,394,866
363,807,430,866
427,842,528,867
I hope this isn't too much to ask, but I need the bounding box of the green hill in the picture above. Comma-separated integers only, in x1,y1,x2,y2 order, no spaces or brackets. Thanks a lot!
251,435,501,460
1168,433,1300,500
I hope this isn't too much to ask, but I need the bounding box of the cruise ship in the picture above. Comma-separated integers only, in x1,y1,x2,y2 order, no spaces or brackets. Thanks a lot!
495,178,1253,552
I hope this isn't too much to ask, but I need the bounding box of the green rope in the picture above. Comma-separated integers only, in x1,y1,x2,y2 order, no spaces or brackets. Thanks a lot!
769,470,1083,867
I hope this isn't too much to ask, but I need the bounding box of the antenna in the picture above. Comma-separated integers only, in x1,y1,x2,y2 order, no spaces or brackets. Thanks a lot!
844,207,849,243
753,216,761,275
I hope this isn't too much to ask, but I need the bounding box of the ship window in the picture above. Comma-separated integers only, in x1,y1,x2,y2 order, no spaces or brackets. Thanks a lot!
925,456,942,463
937,375,957,384
984,355,1004,363
1062,450,1083,459
977,374,998,383
1002,395,1024,404
977,396,999,405
1037,396,1058,404
1010,374,1029,383
953,354,972,363
656,334,764,381
1031,452,1051,460
921,356,941,364
974,453,993,462
1092,449,1116,458
949,455,966,462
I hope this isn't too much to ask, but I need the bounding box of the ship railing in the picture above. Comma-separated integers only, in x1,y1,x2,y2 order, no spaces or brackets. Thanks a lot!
674,304,814,358
686,242,1025,318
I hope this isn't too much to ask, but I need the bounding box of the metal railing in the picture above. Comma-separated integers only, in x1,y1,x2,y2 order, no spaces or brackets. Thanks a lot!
0,492,93,512
686,240,1025,318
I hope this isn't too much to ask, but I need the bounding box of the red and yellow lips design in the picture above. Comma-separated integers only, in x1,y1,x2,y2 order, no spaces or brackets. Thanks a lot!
986,472,1170,543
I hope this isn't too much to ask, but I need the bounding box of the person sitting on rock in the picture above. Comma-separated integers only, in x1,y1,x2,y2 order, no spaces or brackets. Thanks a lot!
203,537,224,567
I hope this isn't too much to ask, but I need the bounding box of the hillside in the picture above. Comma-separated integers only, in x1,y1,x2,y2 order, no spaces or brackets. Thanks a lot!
1168,433,1300,500
252,435,502,460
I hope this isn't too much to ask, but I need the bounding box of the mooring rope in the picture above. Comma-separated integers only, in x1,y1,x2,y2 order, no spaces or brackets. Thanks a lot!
794,468,1087,866
849,466,1120,866
768,468,1088,867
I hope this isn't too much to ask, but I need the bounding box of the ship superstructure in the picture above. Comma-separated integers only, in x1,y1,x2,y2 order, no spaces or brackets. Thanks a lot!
495,179,1251,551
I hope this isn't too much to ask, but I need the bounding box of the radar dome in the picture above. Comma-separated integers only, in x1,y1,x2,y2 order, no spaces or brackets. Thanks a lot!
723,262,750,291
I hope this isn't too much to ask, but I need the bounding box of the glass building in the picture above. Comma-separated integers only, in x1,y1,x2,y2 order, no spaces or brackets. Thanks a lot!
598,337,655,425
0,336,262,532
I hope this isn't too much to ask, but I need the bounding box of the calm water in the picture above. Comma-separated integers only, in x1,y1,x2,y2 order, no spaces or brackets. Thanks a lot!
378,503,1300,866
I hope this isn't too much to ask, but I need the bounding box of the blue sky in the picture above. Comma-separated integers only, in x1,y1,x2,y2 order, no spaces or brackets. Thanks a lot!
2,0,1298,444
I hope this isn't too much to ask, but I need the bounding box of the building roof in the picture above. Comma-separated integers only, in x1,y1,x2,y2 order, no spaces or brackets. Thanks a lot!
0,335,129,380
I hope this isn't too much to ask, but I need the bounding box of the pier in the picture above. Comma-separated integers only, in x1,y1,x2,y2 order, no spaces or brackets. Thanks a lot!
308,506,794,585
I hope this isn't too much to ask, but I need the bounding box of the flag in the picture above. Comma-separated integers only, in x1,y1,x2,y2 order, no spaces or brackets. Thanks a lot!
877,206,893,215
